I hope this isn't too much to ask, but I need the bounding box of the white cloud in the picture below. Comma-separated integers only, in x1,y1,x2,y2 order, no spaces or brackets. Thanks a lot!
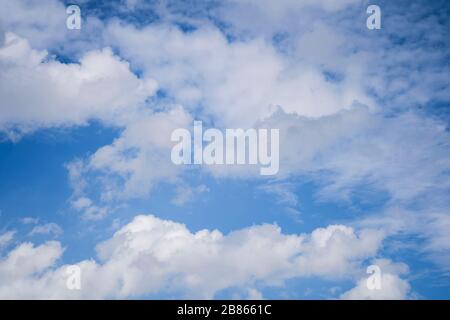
20,217,39,225
295,225,383,278
83,106,192,200
71,197,93,210
259,183,299,207
261,106,450,203
105,22,375,128
172,184,210,206
341,259,411,300
0,231,15,248
361,207,450,270
0,241,62,285
71,196,108,221
219,0,362,39
0,214,385,299
0,0,67,49
29,223,63,237
0,33,157,138
228,0,360,16
258,182,301,221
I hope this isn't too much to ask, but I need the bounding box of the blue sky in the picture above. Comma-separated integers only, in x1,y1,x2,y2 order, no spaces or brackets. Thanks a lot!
0,0,449,299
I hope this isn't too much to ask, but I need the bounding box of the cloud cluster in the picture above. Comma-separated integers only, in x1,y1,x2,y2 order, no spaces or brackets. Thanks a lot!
67,106,192,202
105,21,375,128
0,33,156,139
341,259,411,300
0,214,395,299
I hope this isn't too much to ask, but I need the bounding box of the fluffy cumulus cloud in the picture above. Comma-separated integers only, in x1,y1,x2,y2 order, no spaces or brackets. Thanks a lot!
0,0,67,49
104,21,375,128
341,259,411,300
68,106,192,202
0,214,398,299
0,241,63,298
0,32,157,139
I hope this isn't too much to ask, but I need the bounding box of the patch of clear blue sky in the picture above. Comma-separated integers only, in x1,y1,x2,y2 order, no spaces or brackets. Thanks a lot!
0,123,120,260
